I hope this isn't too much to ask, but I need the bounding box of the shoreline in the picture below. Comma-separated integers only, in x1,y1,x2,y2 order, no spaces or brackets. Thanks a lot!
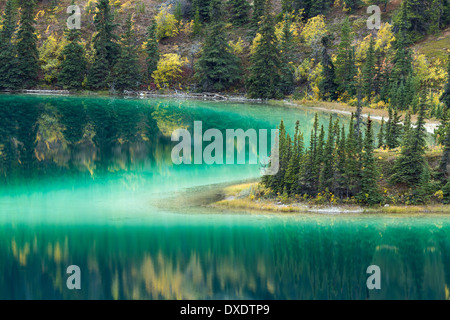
209,182,450,215
5,89,440,134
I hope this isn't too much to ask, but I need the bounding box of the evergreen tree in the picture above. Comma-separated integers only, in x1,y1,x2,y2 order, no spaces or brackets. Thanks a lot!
0,0,20,90
17,0,40,88
248,0,265,39
285,120,303,194
58,4,87,90
113,15,141,91
336,125,347,198
389,1,415,110
230,0,250,26
390,93,429,187
246,0,282,99
145,20,160,82
193,7,202,36
357,116,383,205
319,36,338,101
385,106,402,149
279,13,295,95
345,114,361,197
195,0,241,91
87,0,119,89
362,35,376,101
320,115,335,192
335,17,356,97
377,117,385,148
438,55,450,182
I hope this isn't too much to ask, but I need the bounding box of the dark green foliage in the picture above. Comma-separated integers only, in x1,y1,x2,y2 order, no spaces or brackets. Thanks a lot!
113,15,141,91
87,0,119,89
390,94,429,187
248,0,265,39
279,13,295,95
145,20,160,82
193,7,202,36
192,0,212,22
58,15,87,90
230,0,250,26
438,56,450,182
319,115,335,192
195,0,241,91
0,0,20,90
17,0,40,88
246,0,282,99
336,17,356,97
385,106,402,149
357,117,382,205
362,35,376,101
377,118,385,148
319,37,338,101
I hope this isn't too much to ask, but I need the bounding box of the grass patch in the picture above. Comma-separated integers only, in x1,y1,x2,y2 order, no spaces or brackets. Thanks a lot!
415,29,450,63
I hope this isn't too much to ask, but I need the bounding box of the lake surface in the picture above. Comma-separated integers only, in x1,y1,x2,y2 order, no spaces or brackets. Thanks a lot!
0,94,449,300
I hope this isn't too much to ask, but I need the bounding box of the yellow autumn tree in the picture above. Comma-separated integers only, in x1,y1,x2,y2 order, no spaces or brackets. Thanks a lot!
152,53,188,89
39,32,68,84
155,5,179,40
301,15,327,53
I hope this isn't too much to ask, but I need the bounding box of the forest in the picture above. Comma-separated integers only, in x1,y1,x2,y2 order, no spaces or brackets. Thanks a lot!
0,0,450,206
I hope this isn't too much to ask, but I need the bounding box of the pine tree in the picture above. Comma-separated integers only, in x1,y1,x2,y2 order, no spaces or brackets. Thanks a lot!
87,0,119,89
377,117,385,148
195,0,241,91
193,7,202,36
248,0,265,39
279,13,295,95
113,15,141,91
345,114,361,197
17,0,40,88
145,20,160,82
319,36,338,101
0,0,20,90
335,17,356,97
246,0,282,99
230,0,250,26
285,120,303,194
58,4,87,90
320,115,335,192
336,125,347,198
357,116,383,205
438,55,450,183
362,35,376,101
390,93,429,187
389,1,415,110
385,106,402,149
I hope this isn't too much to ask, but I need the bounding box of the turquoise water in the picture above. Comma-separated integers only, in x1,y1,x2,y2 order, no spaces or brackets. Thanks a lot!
0,94,449,300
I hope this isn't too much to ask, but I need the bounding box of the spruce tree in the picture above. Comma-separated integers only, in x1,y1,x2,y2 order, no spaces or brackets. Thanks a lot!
357,116,383,205
17,0,40,88
246,0,282,99
377,117,385,148
390,93,429,187
113,15,141,92
0,0,20,90
230,0,250,26
336,125,347,198
438,55,450,182
87,0,119,89
145,20,160,82
335,17,356,97
279,13,295,95
285,120,303,194
320,115,335,192
195,0,241,91
362,35,376,101
345,114,361,197
248,0,265,39
389,1,415,110
58,6,87,90
319,36,338,101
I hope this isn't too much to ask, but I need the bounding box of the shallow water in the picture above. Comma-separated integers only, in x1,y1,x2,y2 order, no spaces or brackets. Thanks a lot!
0,94,448,300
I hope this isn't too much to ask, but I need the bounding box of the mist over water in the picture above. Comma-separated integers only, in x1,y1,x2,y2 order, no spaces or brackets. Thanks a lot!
0,94,448,300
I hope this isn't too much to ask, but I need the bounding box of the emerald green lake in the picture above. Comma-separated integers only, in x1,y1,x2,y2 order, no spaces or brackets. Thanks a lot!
0,94,449,300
